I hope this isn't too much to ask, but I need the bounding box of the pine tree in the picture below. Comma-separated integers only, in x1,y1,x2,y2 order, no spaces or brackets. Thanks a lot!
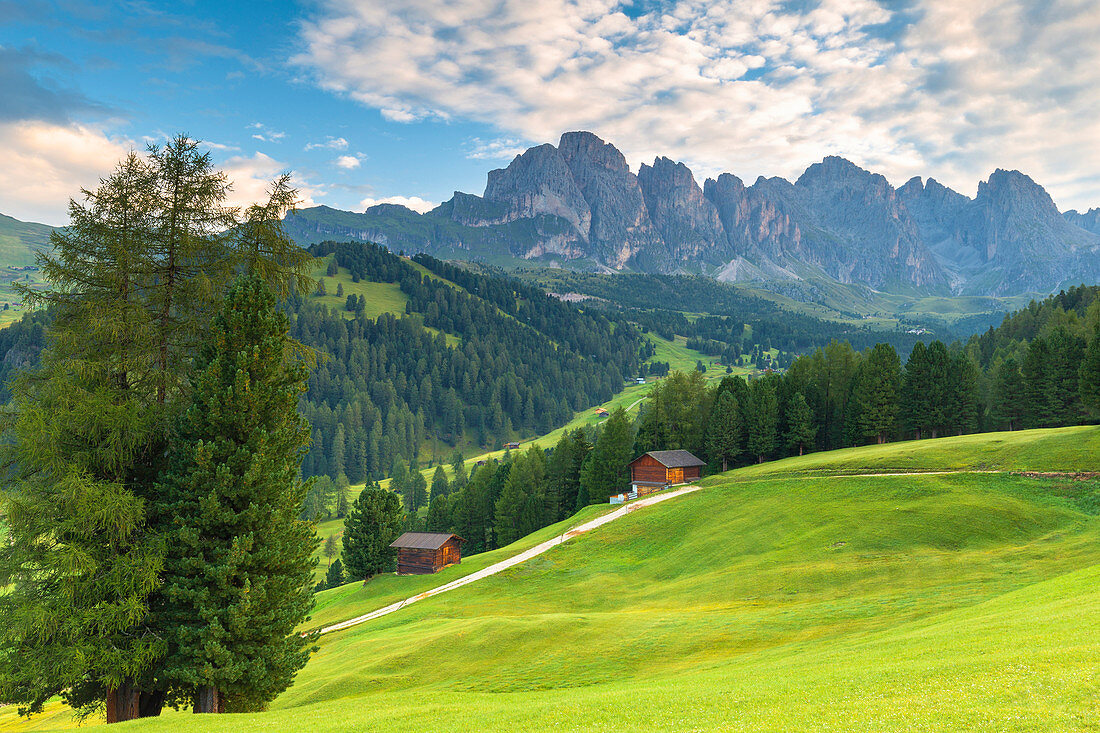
1081,330,1100,416
854,343,901,444
579,407,635,501
324,558,345,590
0,139,311,722
948,351,979,435
323,534,339,568
990,357,1026,430
409,467,428,511
334,473,351,519
151,274,316,714
425,494,451,532
901,342,931,439
745,378,779,463
342,482,403,580
389,458,409,501
431,465,450,499
785,392,817,456
704,391,741,471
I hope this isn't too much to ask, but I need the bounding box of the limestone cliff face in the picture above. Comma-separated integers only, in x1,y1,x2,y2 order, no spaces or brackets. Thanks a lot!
555,131,664,269
637,156,725,266
1064,207,1100,235
793,156,948,290
283,132,1100,297
483,143,591,237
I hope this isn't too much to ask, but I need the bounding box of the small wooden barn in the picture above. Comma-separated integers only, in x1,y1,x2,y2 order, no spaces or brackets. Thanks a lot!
504,441,521,450
628,450,705,494
390,532,465,575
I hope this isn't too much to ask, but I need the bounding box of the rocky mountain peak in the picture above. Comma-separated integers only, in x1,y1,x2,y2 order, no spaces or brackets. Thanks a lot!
483,142,591,236
637,156,724,263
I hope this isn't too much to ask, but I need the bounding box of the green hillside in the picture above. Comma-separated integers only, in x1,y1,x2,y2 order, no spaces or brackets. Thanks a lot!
10,426,1098,731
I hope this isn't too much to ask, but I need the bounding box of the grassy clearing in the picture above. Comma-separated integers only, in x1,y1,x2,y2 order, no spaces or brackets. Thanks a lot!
13,427,1099,732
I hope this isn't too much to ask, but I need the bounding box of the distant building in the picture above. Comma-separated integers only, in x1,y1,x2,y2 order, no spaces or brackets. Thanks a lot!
628,450,705,495
390,532,465,574
594,407,609,416
634,377,646,384
504,441,521,450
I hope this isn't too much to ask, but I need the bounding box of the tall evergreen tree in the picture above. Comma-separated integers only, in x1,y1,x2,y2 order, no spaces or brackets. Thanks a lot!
0,139,311,723
990,357,1026,430
152,274,316,714
785,392,817,456
704,391,741,471
431,465,450,500
342,482,403,580
853,343,901,445
425,494,451,532
948,351,980,435
901,342,931,439
1081,330,1100,417
579,407,635,501
324,558,345,590
745,378,779,463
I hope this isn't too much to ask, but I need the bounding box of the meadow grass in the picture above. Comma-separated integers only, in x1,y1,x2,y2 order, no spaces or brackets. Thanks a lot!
9,427,1099,731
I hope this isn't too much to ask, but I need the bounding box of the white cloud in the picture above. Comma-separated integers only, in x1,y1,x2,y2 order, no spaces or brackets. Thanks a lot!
334,154,361,169
465,137,529,161
247,122,286,143
221,152,322,210
305,136,349,151
296,0,1100,210
360,195,437,213
0,120,134,225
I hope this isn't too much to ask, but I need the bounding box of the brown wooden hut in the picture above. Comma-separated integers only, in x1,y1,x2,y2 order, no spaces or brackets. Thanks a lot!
628,450,705,495
390,532,465,575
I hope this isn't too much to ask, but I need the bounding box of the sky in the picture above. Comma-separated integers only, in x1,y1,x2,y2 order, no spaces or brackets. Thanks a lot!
1,0,1099,226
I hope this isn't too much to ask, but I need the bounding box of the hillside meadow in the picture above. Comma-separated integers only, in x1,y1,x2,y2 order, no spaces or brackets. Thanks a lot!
5,426,1099,731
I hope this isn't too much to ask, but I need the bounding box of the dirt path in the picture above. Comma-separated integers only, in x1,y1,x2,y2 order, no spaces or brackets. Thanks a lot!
318,485,703,636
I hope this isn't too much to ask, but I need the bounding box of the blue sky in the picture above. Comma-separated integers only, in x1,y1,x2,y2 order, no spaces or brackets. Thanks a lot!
2,0,1098,225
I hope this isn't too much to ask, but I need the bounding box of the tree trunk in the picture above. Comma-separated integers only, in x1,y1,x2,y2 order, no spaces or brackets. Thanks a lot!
106,681,141,723
194,685,222,714
798,444,804,457
139,690,166,718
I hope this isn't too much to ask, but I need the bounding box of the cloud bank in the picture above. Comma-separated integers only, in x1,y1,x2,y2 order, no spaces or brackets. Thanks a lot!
296,0,1100,210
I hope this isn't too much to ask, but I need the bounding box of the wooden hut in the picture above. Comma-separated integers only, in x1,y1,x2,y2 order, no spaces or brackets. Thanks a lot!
628,450,705,495
390,532,465,575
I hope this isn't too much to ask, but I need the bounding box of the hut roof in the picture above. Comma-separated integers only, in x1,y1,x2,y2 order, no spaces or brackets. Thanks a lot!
632,450,706,468
390,532,465,550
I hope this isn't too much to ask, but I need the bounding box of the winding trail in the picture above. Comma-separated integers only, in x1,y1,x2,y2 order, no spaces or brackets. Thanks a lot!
318,485,702,636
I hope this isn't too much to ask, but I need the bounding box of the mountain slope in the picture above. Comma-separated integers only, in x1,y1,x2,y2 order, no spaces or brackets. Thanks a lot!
281,133,1100,299
35,426,1094,732
0,213,52,267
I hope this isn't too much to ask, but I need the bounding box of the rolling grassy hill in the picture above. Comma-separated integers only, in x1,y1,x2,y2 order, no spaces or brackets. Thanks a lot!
8,426,1099,731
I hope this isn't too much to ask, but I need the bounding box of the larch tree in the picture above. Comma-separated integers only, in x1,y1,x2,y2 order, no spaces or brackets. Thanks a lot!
151,274,317,715
990,357,1026,430
0,139,313,723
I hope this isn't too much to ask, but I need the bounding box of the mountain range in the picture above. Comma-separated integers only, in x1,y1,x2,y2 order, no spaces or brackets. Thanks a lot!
284,131,1100,297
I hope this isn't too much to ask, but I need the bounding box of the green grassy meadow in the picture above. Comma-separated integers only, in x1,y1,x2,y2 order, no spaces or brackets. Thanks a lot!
8,426,1100,731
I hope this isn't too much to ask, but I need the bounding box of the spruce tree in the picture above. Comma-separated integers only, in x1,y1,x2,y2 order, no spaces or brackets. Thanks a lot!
785,392,817,456
1081,331,1100,416
705,391,741,471
746,378,779,463
425,494,451,532
854,343,901,444
431,465,450,499
948,351,980,435
151,274,316,714
324,558,346,590
0,139,311,722
342,482,403,580
579,407,635,501
990,357,1026,430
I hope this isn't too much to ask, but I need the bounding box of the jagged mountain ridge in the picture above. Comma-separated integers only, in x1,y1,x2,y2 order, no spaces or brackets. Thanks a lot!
282,131,1100,297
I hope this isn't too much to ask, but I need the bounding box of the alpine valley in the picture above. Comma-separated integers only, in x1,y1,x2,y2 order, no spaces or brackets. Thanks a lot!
284,131,1100,300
